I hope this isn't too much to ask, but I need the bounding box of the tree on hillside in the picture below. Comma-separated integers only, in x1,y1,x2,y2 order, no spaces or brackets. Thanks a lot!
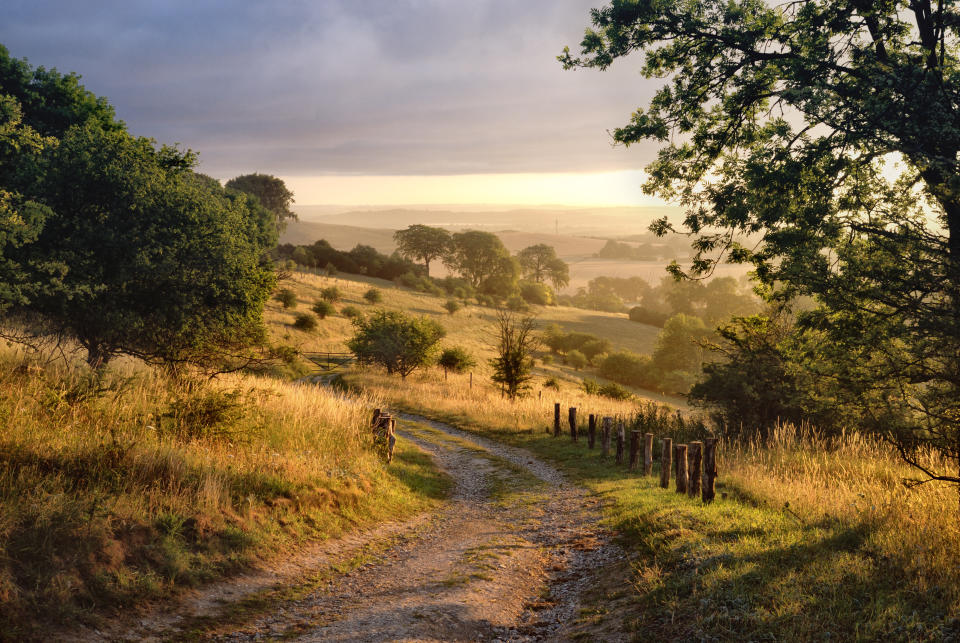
0,50,277,368
517,244,556,282
393,224,451,277
225,173,296,233
563,1,960,495
347,309,445,378
546,257,570,292
489,308,538,399
444,230,517,295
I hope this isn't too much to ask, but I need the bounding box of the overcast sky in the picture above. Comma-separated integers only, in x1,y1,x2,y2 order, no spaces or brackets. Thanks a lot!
3,0,666,205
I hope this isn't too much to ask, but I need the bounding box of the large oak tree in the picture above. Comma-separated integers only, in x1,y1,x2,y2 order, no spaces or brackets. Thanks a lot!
563,1,960,497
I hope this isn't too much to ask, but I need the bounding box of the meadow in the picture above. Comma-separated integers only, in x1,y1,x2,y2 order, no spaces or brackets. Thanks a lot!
0,344,448,635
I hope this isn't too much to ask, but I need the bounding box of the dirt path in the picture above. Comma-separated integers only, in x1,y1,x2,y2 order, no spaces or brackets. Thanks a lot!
74,413,627,642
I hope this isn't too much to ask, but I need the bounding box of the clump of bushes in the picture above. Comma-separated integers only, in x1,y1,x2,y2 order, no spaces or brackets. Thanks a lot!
274,288,297,309
506,295,529,312
543,376,560,390
629,306,669,327
519,281,554,306
437,346,476,375
581,378,632,400
363,288,383,303
312,300,335,319
320,286,342,302
396,271,444,296
566,349,588,370
293,313,317,331
341,305,363,318
443,299,461,315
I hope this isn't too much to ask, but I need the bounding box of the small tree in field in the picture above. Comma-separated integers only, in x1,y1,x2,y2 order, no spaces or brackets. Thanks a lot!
275,288,297,309
443,299,461,315
347,310,445,378
489,308,538,399
363,288,383,304
312,300,335,319
438,346,476,377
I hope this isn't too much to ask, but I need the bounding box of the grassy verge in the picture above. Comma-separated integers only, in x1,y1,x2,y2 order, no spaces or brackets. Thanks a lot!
352,369,960,641
0,350,448,637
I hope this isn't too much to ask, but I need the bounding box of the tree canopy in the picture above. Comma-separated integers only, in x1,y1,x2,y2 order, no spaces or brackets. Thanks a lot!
0,47,277,368
225,173,296,233
444,230,518,295
393,224,451,277
564,0,960,491
347,310,446,378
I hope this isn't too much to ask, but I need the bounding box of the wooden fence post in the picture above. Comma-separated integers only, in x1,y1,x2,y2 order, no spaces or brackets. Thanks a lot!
615,421,625,464
660,438,672,489
643,433,654,476
371,408,382,428
703,438,718,503
675,444,688,494
601,417,612,459
588,414,597,449
629,430,640,472
569,407,578,442
688,441,702,498
554,403,561,437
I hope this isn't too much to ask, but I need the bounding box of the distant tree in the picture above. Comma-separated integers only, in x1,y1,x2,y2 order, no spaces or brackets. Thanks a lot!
225,173,296,233
363,288,383,304
443,299,461,315
293,312,317,331
652,314,711,376
320,286,342,302
518,281,554,306
444,231,514,292
347,310,445,378
393,224,451,277
489,308,539,399
566,349,588,370
517,244,560,283
438,346,476,375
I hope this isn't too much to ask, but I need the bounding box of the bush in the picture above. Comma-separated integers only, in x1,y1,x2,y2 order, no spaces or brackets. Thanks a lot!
599,382,632,400
324,261,338,276
320,286,342,302
437,346,476,374
540,354,554,365
629,306,669,327
543,377,560,390
476,294,497,307
395,271,444,296
581,378,599,395
363,288,383,304
567,349,588,370
519,281,554,306
506,295,529,312
581,338,613,362
599,351,655,388
293,313,317,331
311,300,335,319
443,299,461,315
347,310,446,378
275,288,297,309
341,305,362,318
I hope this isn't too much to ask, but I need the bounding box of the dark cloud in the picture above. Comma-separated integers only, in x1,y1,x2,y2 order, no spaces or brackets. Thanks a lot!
2,0,658,177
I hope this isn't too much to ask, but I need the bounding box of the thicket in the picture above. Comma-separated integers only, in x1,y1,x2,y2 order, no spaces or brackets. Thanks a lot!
274,240,418,281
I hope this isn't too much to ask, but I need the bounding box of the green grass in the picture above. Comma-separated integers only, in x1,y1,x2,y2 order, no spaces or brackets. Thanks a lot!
368,399,960,641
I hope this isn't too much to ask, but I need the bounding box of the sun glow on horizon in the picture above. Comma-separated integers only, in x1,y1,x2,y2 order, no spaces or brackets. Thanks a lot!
280,170,668,207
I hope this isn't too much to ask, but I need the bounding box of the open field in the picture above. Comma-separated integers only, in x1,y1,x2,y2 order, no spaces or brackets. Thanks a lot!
265,270,672,401
0,346,447,635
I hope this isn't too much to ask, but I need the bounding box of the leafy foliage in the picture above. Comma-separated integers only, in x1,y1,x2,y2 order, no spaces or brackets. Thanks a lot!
224,173,296,233
275,288,297,309
393,224,451,277
311,300,335,319
489,308,538,399
437,346,476,374
347,310,445,378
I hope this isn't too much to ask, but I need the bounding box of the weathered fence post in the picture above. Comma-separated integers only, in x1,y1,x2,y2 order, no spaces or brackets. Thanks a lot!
629,430,640,472
588,414,597,449
601,417,612,459
688,441,702,498
373,413,396,464
660,438,672,489
371,408,382,429
675,444,688,494
643,433,654,476
569,407,578,442
617,420,625,464
703,437,718,503
554,403,561,437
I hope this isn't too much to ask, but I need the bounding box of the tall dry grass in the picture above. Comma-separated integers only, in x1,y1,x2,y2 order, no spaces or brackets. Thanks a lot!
0,346,402,628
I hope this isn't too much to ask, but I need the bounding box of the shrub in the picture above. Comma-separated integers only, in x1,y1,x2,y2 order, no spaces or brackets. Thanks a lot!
567,349,588,370
275,288,297,309
476,294,497,307
540,354,554,365
320,286,342,302
312,300,335,319
437,346,476,374
347,310,446,378
341,305,362,318
581,338,613,362
598,382,632,400
519,281,554,306
324,262,338,276
629,306,669,327
581,378,599,395
443,299,461,315
363,288,383,304
293,313,317,331
599,351,656,389
506,295,529,312
543,377,560,390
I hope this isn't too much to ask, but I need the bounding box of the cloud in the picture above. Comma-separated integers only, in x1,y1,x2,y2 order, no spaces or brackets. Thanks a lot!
2,0,660,178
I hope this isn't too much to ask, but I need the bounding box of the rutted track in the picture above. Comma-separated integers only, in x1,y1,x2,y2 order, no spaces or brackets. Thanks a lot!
73,413,627,642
